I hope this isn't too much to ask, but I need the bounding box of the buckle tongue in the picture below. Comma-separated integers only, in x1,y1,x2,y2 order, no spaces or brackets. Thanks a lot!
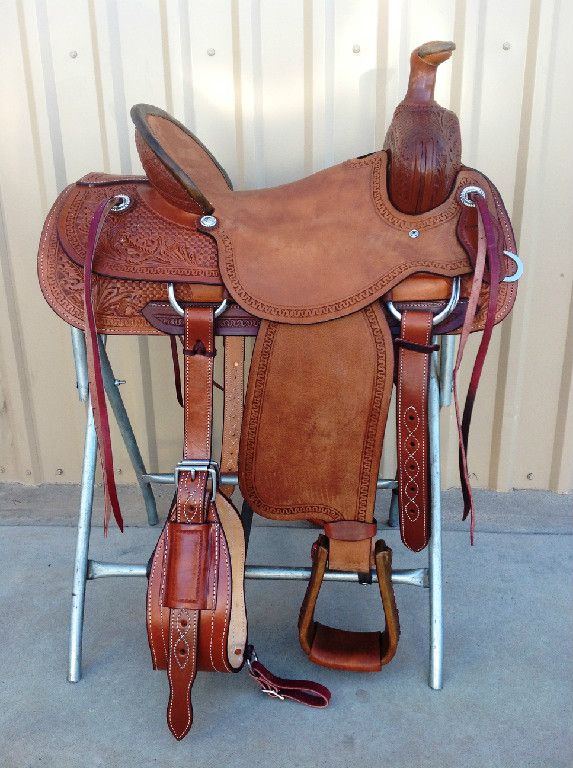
174,460,219,501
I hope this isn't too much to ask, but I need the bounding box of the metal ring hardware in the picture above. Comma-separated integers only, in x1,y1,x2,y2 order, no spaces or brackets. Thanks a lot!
110,194,131,212
502,251,523,283
459,185,486,207
386,276,461,326
167,283,228,318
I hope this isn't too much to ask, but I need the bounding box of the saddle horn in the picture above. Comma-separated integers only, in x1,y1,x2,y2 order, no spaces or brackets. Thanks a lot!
383,41,461,214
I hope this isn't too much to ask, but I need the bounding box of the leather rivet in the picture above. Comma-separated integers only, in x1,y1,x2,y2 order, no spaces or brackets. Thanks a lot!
408,229,420,238
200,214,218,228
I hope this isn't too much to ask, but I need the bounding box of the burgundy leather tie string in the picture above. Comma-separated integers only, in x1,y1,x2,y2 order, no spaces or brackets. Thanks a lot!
452,193,501,542
247,652,331,708
84,197,124,533
169,336,184,407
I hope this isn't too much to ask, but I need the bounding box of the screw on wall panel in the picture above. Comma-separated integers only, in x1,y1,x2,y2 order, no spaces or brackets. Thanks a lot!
69,50,78,58
117,468,122,475
26,469,32,476
56,468,64,475
207,48,216,56
352,44,361,54
527,472,533,480
502,42,511,50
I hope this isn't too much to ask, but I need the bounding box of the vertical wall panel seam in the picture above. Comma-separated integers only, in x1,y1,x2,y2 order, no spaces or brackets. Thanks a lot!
467,2,486,162
488,0,542,489
250,0,264,186
105,0,131,174
374,0,389,148
549,280,573,490
159,0,174,113
16,1,48,212
509,0,542,245
230,0,245,189
34,0,67,190
179,0,194,128
0,195,43,482
303,0,313,174
323,0,335,167
449,0,466,116
87,0,111,172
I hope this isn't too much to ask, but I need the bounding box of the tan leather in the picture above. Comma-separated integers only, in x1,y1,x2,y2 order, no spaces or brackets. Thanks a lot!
219,336,245,497
396,310,434,552
57,177,222,284
146,307,246,740
163,521,216,610
38,175,518,337
239,304,393,528
385,273,453,301
299,537,399,672
204,155,513,324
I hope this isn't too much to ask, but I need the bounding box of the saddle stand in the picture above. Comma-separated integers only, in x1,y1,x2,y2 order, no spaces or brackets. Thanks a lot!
37,41,522,739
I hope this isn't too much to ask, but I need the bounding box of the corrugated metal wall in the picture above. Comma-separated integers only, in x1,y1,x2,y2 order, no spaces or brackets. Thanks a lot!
0,0,571,494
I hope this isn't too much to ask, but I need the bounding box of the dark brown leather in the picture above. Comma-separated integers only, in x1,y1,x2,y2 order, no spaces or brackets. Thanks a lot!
299,537,399,672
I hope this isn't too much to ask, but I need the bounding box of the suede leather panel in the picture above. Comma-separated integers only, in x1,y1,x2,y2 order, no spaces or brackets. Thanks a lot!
239,303,393,524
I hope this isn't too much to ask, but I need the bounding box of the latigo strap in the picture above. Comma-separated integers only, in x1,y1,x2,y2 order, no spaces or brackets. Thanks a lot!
395,310,439,552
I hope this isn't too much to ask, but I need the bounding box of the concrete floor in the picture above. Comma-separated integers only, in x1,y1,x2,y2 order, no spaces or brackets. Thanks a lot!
0,486,571,768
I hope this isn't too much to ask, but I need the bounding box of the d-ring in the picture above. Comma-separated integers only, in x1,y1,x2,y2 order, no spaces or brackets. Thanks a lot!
502,251,523,283
167,283,228,318
386,276,461,326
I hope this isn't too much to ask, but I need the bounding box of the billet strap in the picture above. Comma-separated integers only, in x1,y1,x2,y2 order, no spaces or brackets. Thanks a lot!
146,306,247,741
298,536,399,672
165,306,215,740
453,194,501,542
395,310,437,552
247,647,331,707
219,335,245,497
84,198,124,533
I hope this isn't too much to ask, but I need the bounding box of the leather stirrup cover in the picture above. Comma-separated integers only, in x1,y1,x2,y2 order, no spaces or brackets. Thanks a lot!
298,536,399,671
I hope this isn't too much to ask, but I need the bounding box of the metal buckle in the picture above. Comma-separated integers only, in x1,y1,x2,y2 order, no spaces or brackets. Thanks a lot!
260,687,285,701
174,460,219,501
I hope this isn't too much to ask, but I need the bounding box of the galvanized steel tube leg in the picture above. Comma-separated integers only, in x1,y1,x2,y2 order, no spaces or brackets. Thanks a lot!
97,338,158,526
68,403,98,683
70,327,89,402
428,340,444,690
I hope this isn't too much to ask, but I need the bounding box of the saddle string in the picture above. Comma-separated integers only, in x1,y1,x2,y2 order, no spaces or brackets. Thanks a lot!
84,197,126,534
452,193,501,542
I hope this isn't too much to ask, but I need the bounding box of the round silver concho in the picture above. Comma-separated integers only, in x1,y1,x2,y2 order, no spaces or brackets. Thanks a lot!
111,194,131,212
459,185,486,207
200,214,218,228
408,229,420,239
